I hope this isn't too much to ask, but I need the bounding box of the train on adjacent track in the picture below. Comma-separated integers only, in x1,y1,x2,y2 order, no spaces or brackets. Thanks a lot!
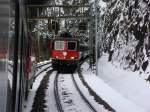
50,32,89,70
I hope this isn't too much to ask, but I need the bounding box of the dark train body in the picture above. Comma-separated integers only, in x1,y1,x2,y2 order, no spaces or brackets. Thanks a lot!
0,0,35,112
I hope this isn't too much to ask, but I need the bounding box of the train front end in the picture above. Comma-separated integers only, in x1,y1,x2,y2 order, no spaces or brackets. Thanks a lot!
51,38,80,69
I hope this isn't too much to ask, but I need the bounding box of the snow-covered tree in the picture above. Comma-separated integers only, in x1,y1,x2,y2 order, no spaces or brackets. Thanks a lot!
101,0,150,73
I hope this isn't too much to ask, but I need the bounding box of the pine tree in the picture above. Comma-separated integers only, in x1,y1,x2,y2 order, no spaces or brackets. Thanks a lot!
102,0,150,72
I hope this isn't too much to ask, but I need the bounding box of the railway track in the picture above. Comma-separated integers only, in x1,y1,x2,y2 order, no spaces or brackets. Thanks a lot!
71,73,97,112
54,72,98,112
77,70,115,112
31,64,114,112
33,63,52,79
54,73,64,112
35,61,51,69
31,69,54,112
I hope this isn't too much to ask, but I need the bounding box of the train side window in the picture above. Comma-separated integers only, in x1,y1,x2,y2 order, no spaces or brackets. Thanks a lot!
54,41,65,50
68,41,77,50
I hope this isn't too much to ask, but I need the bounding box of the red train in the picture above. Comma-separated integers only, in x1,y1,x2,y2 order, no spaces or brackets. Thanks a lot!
50,32,80,69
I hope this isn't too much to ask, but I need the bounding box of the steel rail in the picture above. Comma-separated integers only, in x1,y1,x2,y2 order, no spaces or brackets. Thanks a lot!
33,65,52,80
71,73,98,112
77,70,116,112
54,73,64,112
35,61,51,69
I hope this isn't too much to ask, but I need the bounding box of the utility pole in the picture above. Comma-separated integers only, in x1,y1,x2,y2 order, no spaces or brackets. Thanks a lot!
95,0,98,75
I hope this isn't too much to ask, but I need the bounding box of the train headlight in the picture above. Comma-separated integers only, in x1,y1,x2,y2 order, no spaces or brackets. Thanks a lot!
63,52,67,56
70,57,75,59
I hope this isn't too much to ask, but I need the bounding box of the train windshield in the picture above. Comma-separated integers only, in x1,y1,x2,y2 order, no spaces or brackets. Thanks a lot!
67,41,77,50
54,41,65,50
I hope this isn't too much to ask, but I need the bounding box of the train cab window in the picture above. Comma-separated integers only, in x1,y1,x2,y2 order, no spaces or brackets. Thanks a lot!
68,41,77,50
54,41,65,50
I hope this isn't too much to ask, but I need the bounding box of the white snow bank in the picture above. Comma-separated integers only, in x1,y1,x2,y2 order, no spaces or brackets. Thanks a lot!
98,54,150,111
36,60,51,67
74,73,108,112
81,62,147,112
45,71,58,112
99,0,107,8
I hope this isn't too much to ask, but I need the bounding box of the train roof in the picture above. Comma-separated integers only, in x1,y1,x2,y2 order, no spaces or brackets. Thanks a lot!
53,37,79,40
60,32,74,38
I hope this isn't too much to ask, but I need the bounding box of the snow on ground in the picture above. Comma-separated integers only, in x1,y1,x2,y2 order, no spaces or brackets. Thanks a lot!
23,65,52,112
81,62,147,112
45,71,58,112
35,59,51,67
58,74,93,112
23,57,150,112
73,73,109,112
35,61,51,76
97,53,150,112
99,0,107,8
